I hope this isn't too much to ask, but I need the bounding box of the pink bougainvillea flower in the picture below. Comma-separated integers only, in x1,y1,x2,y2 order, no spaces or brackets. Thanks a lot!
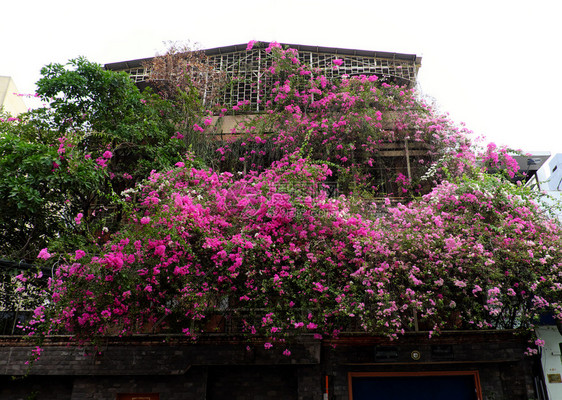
246,40,257,51
96,158,107,168
75,249,86,260
37,248,51,260
265,41,281,53
154,245,166,257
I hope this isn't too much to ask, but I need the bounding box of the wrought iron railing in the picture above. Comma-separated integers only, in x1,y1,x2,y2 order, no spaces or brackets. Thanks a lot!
0,260,50,335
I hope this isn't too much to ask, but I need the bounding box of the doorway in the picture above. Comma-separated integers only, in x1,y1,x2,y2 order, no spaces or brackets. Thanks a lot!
348,371,482,400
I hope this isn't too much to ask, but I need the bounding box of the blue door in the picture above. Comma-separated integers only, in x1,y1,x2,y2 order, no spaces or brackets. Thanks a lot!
351,374,478,400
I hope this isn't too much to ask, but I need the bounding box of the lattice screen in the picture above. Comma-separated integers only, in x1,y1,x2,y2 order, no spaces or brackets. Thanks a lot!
116,43,419,112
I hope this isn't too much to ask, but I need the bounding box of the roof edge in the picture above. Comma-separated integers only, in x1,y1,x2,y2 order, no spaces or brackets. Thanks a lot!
105,41,421,71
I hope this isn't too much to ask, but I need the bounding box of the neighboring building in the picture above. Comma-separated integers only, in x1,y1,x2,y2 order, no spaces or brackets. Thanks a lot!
0,76,28,116
532,156,562,400
535,153,562,193
536,325,562,400
526,153,562,220
512,152,551,187
0,43,547,400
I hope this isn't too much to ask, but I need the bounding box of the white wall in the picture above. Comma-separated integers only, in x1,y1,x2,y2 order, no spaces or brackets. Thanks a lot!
0,76,28,116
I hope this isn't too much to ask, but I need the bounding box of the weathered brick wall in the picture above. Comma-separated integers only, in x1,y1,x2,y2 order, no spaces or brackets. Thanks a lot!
207,365,297,400
0,375,73,400
0,332,539,400
69,370,207,400
297,365,324,400
0,336,320,376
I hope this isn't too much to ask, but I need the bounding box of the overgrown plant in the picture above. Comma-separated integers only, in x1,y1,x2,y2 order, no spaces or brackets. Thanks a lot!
204,43,476,199
27,153,562,356
11,42,562,358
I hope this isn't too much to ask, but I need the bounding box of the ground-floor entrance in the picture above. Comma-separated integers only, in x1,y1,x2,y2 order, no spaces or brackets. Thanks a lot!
348,371,482,400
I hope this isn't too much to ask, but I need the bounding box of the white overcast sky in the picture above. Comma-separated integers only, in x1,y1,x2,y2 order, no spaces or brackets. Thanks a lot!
2,0,561,154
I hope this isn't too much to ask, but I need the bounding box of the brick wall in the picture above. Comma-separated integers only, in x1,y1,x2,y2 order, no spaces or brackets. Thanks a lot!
207,365,297,400
0,331,539,400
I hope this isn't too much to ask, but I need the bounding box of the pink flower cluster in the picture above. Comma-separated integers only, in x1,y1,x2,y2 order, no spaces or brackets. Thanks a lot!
30,156,562,348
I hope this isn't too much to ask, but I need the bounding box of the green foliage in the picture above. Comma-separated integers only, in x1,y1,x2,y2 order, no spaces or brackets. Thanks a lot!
0,56,205,261
0,113,106,260
37,57,148,134
34,57,190,185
